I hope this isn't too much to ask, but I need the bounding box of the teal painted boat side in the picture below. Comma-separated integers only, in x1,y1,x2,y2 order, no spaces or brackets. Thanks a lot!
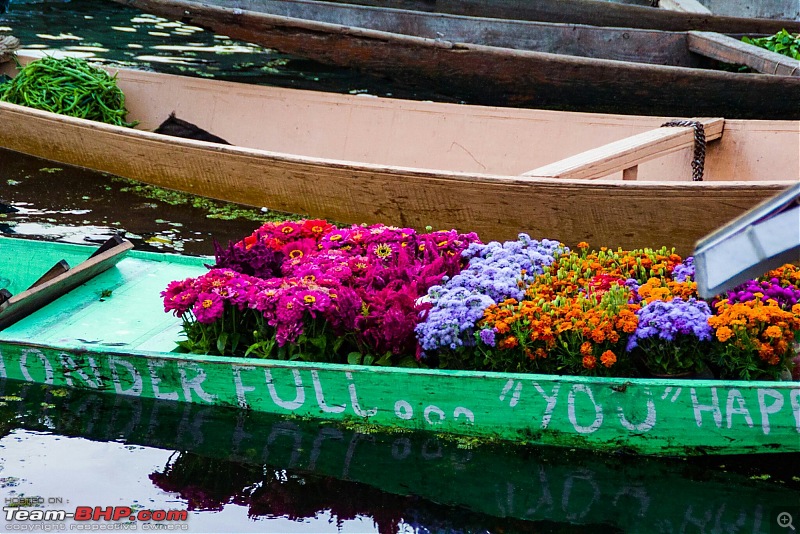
3,381,797,532
1,237,798,455
0,342,797,455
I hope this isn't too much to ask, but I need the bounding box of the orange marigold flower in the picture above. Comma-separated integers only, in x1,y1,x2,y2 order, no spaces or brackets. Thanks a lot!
715,326,734,342
577,242,589,249
580,341,593,356
600,350,617,368
759,344,775,362
535,348,548,359
499,336,519,349
495,321,510,334
590,329,606,343
764,325,782,338
582,355,597,370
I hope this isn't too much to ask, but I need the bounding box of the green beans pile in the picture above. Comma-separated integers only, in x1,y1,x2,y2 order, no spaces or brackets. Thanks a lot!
0,56,137,127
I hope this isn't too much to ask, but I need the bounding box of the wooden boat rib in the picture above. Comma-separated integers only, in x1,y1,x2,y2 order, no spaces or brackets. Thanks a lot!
296,0,800,33
0,236,798,456
110,0,800,119
1,52,797,254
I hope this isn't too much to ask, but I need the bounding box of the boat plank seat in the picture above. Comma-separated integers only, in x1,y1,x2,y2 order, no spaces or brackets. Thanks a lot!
0,235,134,330
687,31,800,77
659,0,712,14
521,117,724,180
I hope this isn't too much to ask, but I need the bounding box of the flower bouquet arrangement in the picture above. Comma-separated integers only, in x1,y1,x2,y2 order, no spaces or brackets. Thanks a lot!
162,221,800,381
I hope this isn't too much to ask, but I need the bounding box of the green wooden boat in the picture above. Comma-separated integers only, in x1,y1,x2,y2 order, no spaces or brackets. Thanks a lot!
2,381,798,532
0,236,798,456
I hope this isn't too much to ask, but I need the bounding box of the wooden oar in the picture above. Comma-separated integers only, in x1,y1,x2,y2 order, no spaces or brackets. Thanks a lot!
0,235,134,330
28,260,71,289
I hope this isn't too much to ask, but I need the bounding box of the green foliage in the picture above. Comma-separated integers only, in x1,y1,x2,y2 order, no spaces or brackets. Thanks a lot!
0,56,138,127
112,177,302,222
742,29,800,60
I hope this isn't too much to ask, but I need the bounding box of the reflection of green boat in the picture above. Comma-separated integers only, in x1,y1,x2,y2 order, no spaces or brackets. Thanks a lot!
0,236,798,456
2,381,797,532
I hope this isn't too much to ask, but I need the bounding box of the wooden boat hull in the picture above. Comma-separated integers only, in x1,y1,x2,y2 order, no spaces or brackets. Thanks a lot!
110,0,800,119
0,237,798,456
1,56,797,254
307,0,800,33
4,381,799,530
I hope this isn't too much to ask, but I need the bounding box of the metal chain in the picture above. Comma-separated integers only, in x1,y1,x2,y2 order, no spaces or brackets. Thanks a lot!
661,119,706,181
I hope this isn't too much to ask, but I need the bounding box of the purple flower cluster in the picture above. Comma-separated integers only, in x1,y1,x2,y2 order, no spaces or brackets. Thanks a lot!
415,235,567,353
725,278,800,310
626,297,713,351
672,256,695,283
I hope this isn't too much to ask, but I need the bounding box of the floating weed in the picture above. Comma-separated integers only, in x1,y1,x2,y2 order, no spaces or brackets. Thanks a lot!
50,389,69,398
40,402,56,409
0,477,21,489
112,177,302,222
0,395,22,402
39,168,63,174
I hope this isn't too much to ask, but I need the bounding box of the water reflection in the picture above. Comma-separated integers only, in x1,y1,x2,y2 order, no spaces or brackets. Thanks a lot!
1,380,797,533
0,148,286,255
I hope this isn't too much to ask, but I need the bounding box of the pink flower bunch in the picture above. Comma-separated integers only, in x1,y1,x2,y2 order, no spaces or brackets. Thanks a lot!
162,269,262,321
163,220,481,359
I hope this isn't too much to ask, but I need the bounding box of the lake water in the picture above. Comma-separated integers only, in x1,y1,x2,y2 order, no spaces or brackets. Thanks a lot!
1,1,799,532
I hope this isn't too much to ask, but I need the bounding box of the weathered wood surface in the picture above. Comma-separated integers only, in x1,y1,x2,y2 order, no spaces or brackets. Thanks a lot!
110,0,800,119
180,0,799,33
659,0,711,14
1,57,797,254
688,31,800,77
6,382,799,529
28,260,71,289
694,0,799,20
523,118,724,179
0,35,19,64
0,237,133,329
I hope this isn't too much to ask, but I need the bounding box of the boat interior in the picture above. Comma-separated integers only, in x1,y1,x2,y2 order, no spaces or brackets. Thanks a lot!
0,236,205,352
2,53,799,183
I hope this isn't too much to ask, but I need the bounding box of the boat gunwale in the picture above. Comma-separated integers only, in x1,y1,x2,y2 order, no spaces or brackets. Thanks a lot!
3,337,798,391
119,0,800,81
0,98,796,189
126,0,800,34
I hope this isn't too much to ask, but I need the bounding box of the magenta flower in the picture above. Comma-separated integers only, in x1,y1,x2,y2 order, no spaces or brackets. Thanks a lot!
161,278,198,316
192,292,225,324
